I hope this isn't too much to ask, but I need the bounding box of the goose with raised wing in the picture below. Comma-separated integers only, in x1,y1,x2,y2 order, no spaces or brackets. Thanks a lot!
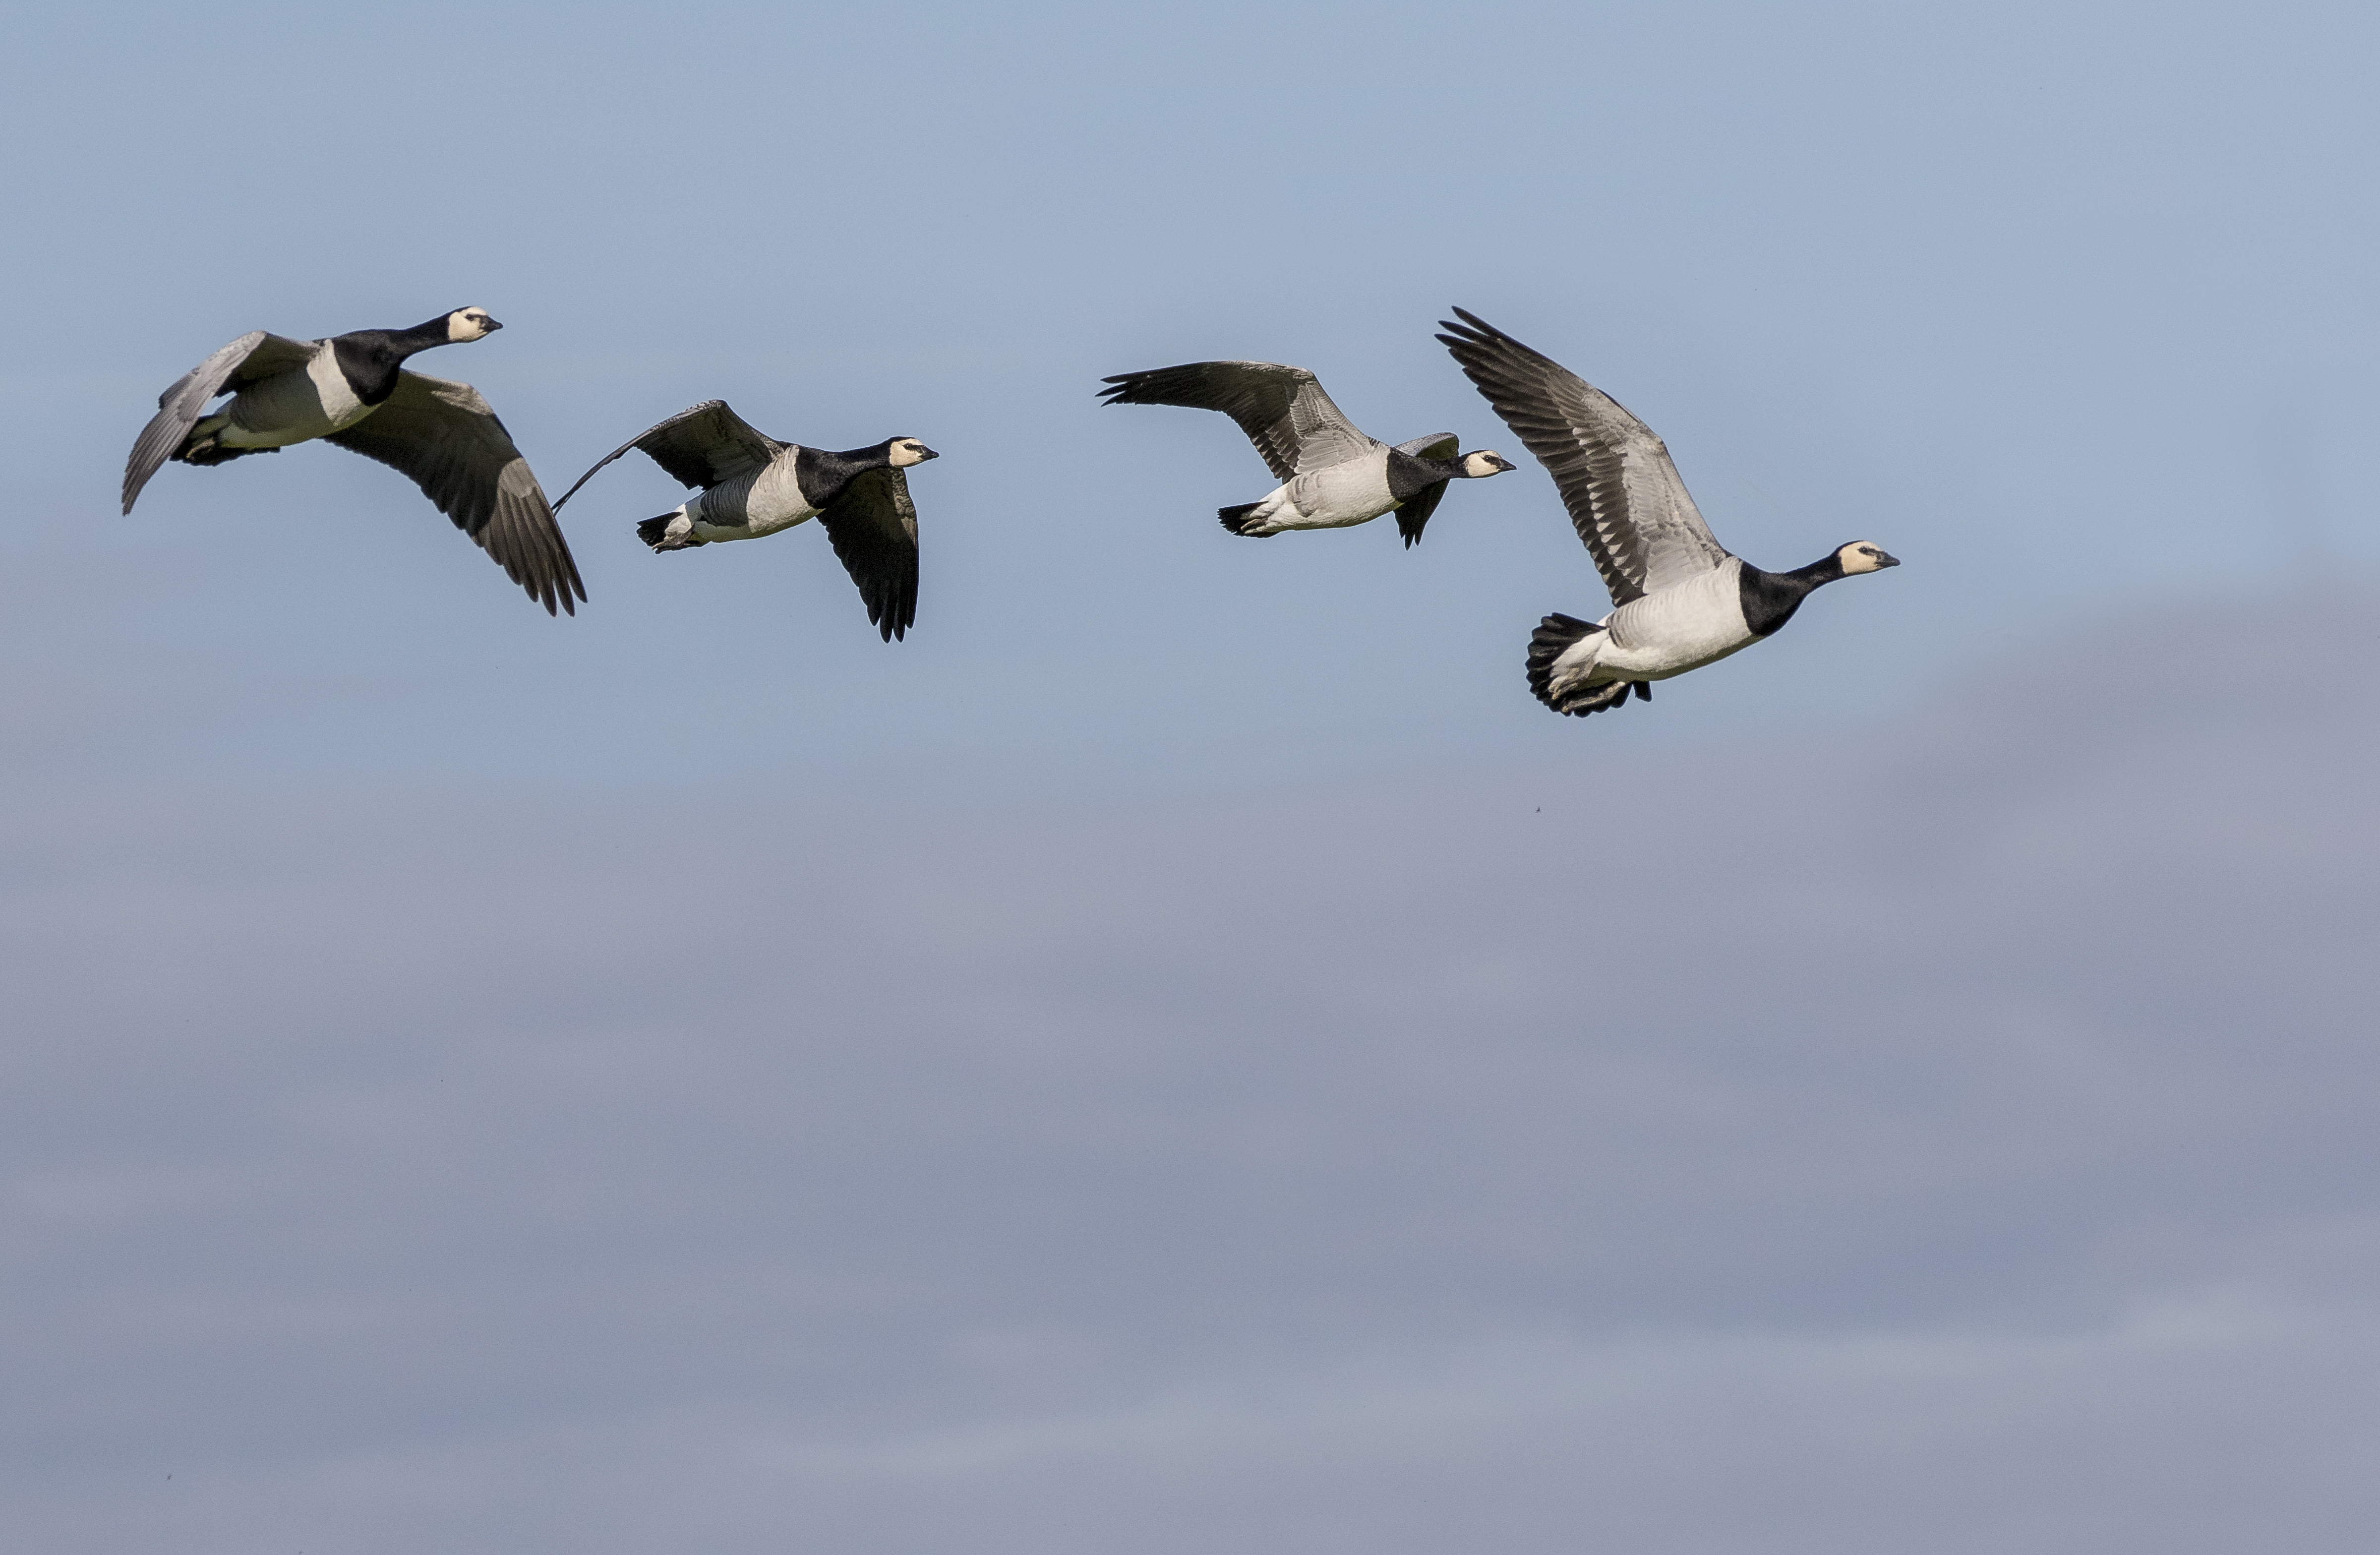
121,308,585,615
1437,308,1898,718
551,402,936,642
1098,359,1514,545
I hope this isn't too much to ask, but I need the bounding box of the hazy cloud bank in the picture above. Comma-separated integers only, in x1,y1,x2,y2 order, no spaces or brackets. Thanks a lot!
2,587,2375,1554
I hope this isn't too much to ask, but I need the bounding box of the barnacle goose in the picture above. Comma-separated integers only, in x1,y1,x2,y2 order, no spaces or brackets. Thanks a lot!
1438,308,1899,718
1098,359,1514,545
552,402,936,642
121,308,585,615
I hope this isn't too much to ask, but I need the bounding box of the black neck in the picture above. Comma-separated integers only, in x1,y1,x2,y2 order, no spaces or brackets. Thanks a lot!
330,316,455,405
1737,552,1846,638
795,442,893,507
1386,448,1468,502
392,314,463,351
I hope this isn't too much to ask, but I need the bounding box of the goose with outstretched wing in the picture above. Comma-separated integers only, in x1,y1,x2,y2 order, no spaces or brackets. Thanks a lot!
553,401,935,642
1098,359,1513,546
121,308,584,616
1437,308,1899,718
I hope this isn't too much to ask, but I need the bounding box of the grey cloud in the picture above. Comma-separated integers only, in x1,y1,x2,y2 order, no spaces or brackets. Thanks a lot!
1,588,2376,1553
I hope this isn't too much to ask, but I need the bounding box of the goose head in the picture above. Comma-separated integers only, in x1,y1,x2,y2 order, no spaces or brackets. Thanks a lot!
1836,541,1901,575
885,437,940,468
1459,450,1518,478
443,307,502,343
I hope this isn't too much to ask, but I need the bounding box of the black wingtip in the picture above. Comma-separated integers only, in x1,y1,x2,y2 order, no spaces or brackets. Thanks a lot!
1438,307,1501,345
540,561,588,617
865,585,913,642
1440,306,1515,351
527,577,580,617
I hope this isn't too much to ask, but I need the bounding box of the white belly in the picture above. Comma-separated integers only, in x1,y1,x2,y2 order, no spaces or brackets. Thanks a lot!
690,455,816,540
1264,449,1395,531
215,346,372,449
1594,560,1756,679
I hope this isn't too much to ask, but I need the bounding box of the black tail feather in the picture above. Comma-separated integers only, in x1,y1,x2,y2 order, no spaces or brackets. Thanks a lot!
1526,613,1597,701
637,514,703,551
1217,503,1262,535
1527,612,1634,718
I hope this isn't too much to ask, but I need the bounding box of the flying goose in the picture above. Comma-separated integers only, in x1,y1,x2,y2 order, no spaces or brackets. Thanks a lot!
121,308,585,615
551,402,936,642
1098,359,1515,545
1437,308,1899,718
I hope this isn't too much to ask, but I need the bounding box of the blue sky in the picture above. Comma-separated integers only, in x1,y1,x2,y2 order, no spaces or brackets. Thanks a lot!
3,0,2373,797
2,2,2377,1550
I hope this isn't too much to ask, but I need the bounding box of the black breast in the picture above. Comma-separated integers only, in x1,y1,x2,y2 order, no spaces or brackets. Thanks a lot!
1383,448,1448,504
330,336,407,406
1737,565,1818,637
793,446,864,508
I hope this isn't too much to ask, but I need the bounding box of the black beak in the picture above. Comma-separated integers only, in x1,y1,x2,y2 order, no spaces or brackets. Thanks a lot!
482,317,503,332
916,446,940,461
1874,550,1901,568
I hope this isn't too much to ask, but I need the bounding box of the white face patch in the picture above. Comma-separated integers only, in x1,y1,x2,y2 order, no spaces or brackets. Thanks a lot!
1839,542,1892,574
1464,450,1512,478
888,438,933,468
446,308,496,342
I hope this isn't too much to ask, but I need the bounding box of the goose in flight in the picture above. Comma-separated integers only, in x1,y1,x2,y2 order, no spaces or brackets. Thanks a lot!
1098,359,1514,545
121,308,585,615
1437,308,1899,718
551,402,937,642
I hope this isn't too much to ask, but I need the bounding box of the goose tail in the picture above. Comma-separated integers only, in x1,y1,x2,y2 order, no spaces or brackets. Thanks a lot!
637,514,704,551
1217,502,1264,536
1527,613,1636,717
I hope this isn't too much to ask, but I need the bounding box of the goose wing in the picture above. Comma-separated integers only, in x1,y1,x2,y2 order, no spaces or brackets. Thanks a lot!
1099,360,1377,480
122,330,321,513
1437,308,1729,606
551,399,784,511
324,370,587,616
1394,480,1449,548
1395,433,1460,461
1388,432,1458,548
816,466,920,642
